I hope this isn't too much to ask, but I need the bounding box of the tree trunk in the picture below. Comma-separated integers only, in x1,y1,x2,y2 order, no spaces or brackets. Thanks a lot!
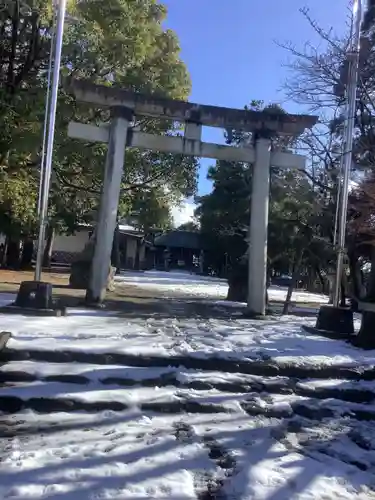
6,238,20,269
356,247,375,348
42,226,55,268
283,250,303,315
326,272,348,307
366,246,375,301
20,238,34,270
315,267,326,294
0,236,8,267
328,272,334,304
134,239,141,271
111,225,121,272
340,280,346,308
356,311,375,349
348,250,363,312
227,262,247,302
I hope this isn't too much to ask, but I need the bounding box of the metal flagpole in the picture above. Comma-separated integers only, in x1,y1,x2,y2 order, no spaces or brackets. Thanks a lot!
333,0,362,307
333,149,344,248
37,28,56,217
34,0,67,281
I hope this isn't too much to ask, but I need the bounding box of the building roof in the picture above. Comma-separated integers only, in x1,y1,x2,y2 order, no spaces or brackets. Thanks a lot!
153,230,202,250
118,223,138,232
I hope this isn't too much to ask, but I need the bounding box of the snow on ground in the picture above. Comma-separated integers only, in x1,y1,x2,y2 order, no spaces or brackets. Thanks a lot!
201,413,375,500
0,411,374,499
0,309,369,369
3,359,375,412
0,292,17,305
116,270,228,300
0,360,176,382
268,286,329,305
0,380,180,407
0,410,214,499
1,272,375,499
296,377,375,394
3,369,375,417
0,273,335,371
116,270,329,304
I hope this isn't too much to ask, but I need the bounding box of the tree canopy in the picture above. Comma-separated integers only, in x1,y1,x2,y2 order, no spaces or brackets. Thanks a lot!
0,0,197,263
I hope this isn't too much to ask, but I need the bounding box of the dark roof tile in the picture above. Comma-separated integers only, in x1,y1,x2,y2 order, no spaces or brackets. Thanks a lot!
154,230,202,250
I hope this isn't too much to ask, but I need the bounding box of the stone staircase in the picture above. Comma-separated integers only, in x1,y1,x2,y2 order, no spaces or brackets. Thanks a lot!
1,345,375,420
1,344,375,498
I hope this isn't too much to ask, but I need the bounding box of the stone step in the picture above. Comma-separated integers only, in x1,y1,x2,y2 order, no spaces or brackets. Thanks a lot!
0,380,240,414
241,395,375,423
0,394,232,415
0,360,180,386
2,377,375,424
2,389,375,424
1,361,375,405
1,346,372,381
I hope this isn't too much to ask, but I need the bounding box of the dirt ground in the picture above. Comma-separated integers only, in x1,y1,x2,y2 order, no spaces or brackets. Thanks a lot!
0,269,155,299
0,269,69,288
0,269,158,306
0,268,319,319
0,268,240,319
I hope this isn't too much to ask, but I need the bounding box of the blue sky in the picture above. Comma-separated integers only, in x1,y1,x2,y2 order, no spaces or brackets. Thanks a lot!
162,0,349,202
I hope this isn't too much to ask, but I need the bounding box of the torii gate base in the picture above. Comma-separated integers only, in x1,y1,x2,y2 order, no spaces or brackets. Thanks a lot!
68,80,317,314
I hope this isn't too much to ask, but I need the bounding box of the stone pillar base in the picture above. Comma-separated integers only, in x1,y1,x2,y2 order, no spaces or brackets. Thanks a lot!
0,281,66,316
315,305,354,335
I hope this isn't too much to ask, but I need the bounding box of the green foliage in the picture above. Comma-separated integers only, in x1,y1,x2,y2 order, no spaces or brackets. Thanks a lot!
130,187,173,231
197,160,250,274
363,0,375,32
177,221,199,232
0,0,197,244
0,166,38,237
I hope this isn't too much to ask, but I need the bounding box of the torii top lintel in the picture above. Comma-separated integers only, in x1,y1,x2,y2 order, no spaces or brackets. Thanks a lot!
69,79,318,136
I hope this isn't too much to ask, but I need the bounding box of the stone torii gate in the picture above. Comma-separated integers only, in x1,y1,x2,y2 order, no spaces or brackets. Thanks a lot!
68,80,317,315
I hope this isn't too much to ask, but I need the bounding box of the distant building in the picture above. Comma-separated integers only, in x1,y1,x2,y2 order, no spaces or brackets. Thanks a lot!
153,230,204,272
51,226,204,272
52,227,92,264
51,223,152,270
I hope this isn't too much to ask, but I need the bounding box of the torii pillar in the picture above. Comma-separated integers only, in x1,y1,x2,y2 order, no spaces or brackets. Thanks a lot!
247,135,272,316
86,107,133,305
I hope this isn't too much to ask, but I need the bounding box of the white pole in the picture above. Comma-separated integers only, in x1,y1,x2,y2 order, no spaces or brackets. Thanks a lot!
333,145,344,249
34,0,67,281
37,28,56,217
333,0,362,307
